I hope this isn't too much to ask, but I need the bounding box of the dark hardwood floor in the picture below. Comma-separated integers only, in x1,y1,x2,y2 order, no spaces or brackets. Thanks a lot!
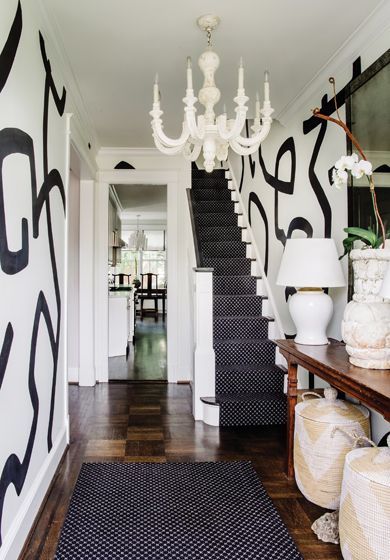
20,383,342,559
109,317,167,381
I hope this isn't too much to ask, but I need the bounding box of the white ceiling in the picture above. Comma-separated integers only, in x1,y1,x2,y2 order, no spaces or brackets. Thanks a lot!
113,184,167,223
42,0,383,148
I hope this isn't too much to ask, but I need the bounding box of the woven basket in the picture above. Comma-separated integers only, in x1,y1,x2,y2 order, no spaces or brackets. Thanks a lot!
339,436,390,560
294,387,370,509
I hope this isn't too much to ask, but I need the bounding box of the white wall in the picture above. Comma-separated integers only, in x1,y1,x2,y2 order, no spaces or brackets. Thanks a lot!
229,7,390,443
0,1,67,557
0,1,98,557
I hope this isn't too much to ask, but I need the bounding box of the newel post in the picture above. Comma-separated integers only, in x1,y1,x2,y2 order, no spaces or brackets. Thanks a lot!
193,268,215,420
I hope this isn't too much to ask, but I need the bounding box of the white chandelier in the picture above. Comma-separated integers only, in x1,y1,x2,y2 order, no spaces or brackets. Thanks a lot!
150,14,274,173
129,215,147,251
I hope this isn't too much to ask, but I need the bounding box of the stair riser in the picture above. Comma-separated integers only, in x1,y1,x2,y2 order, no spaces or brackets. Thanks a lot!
192,177,229,188
215,343,276,366
192,168,227,179
214,295,263,316
204,258,252,275
219,400,287,427
214,317,269,339
198,226,243,242
192,190,231,201
202,242,247,259
213,276,257,295
196,213,238,227
194,201,235,214
216,371,285,394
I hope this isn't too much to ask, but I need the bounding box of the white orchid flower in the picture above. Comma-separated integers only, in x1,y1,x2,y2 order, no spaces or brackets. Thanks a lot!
332,168,348,189
335,153,358,171
351,159,373,179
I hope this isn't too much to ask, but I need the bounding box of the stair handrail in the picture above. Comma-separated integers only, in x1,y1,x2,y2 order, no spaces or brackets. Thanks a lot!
186,189,202,267
227,163,285,340
186,186,216,421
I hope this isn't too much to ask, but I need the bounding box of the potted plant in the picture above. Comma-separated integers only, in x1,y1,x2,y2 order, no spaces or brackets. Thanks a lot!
312,78,390,369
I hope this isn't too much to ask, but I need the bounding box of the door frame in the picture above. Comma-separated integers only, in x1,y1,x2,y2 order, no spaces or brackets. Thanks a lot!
95,169,180,383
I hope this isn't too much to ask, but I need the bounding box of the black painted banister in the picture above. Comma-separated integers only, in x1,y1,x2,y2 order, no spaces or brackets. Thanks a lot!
186,188,203,267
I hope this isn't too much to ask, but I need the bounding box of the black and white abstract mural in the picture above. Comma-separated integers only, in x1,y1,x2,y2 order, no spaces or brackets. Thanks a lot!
0,0,67,550
229,61,368,337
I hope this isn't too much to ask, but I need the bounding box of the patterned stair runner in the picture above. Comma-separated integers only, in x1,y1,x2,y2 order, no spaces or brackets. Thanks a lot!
191,164,287,427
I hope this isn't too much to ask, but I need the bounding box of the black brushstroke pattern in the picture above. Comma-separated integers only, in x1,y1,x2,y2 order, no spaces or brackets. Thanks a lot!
0,292,56,546
375,164,390,173
114,160,135,170
305,96,332,237
0,323,13,391
302,57,361,135
0,1,22,94
39,30,66,452
248,192,269,275
239,61,367,334
0,5,66,547
0,128,34,274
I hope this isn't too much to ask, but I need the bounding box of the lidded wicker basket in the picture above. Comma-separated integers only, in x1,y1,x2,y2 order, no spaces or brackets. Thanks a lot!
294,387,370,509
339,436,390,560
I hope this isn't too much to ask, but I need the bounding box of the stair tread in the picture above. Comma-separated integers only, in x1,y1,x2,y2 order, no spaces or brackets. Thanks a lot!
201,392,286,405
214,294,266,299
216,363,284,372
215,338,275,344
214,314,271,321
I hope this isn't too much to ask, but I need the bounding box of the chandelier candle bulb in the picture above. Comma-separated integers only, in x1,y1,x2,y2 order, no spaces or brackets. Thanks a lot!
255,92,261,119
264,71,270,103
238,57,244,90
153,74,159,104
186,57,193,90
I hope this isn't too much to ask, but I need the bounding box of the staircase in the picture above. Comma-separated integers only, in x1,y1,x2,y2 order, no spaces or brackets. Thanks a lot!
190,165,287,427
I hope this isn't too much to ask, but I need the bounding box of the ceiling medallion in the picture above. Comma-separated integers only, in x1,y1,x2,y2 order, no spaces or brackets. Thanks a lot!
150,14,274,173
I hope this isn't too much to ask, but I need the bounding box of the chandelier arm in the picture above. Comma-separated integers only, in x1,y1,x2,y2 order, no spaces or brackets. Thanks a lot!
152,133,188,155
183,142,202,161
233,120,273,147
151,117,191,148
184,107,202,140
229,138,264,156
216,107,248,141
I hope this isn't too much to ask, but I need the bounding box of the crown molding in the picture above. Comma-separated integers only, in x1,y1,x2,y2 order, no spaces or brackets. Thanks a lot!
98,147,166,158
276,0,390,125
36,0,100,150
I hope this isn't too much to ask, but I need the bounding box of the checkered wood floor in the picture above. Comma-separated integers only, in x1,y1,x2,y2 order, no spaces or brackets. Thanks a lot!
20,383,342,559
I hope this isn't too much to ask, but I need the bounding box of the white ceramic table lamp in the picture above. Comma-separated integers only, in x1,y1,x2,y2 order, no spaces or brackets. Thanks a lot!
276,238,345,345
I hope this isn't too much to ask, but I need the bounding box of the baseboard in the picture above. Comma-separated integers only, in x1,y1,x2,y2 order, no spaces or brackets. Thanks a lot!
0,424,68,560
67,366,79,383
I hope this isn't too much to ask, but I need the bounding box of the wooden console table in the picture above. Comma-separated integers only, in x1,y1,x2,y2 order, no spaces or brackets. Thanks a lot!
276,339,390,480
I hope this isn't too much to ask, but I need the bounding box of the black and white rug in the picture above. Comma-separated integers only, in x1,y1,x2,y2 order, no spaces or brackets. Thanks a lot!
55,461,302,559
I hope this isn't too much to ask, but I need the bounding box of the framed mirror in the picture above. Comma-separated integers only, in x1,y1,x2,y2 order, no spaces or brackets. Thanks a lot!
346,49,390,230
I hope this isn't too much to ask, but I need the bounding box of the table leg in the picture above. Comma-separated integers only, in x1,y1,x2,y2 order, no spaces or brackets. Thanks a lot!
286,360,298,480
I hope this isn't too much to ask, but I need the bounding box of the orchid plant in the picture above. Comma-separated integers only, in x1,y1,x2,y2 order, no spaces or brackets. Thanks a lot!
313,78,388,258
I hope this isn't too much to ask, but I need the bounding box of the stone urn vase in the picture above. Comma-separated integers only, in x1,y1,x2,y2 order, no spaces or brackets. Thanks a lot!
342,248,390,368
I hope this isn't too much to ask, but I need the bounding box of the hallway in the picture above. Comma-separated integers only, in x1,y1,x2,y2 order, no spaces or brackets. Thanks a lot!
21,384,341,559
109,317,167,381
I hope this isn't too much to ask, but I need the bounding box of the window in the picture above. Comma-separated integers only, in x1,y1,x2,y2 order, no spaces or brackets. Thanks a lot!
118,249,166,287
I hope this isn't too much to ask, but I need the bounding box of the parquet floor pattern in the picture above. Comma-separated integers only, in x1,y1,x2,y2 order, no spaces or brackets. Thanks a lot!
20,383,342,559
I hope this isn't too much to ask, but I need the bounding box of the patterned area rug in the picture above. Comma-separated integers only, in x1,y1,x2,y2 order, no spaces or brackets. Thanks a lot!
55,461,302,559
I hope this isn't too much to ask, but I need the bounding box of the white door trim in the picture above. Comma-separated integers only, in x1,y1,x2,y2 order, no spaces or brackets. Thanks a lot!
95,169,180,383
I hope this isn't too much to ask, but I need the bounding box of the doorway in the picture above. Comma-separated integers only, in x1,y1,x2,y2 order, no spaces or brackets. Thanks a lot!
107,184,167,381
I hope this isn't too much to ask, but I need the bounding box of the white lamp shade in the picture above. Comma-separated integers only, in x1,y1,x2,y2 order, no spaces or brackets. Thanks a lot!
380,261,390,299
276,238,345,288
